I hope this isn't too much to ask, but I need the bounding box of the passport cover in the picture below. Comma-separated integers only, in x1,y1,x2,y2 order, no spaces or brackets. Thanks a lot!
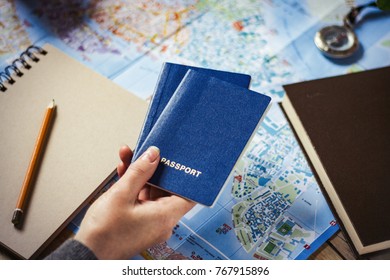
135,70,271,206
133,62,251,158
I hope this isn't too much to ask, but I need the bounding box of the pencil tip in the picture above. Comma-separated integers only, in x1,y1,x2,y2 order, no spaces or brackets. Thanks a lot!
49,99,55,108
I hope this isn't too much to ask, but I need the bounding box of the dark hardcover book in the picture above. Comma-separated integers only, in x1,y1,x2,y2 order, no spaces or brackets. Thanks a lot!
133,62,251,158
135,70,271,206
281,66,390,255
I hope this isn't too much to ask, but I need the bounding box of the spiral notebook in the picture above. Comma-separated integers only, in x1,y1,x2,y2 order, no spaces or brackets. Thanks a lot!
0,44,148,259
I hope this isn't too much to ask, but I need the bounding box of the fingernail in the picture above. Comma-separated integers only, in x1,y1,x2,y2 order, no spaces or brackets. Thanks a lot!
142,146,160,162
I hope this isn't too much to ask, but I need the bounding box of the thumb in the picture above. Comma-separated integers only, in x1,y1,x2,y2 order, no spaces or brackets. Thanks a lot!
119,146,160,199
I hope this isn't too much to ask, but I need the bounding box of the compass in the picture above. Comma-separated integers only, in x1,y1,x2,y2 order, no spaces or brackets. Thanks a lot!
314,1,378,58
314,25,358,58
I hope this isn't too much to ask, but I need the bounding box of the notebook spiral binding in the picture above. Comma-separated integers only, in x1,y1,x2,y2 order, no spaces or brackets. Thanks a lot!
0,45,48,92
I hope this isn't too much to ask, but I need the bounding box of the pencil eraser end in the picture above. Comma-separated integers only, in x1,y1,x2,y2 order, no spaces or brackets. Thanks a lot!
12,209,23,226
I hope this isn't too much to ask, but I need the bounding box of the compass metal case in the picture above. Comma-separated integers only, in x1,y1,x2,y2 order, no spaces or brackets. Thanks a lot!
314,25,359,58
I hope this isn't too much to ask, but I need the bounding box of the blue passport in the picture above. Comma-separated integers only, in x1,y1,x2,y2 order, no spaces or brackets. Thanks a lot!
135,70,271,206
133,62,251,158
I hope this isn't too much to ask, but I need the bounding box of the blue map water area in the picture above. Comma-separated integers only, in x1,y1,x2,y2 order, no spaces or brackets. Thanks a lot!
287,185,337,235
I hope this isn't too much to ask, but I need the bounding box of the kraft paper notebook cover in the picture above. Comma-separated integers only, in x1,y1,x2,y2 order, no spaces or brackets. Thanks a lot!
135,70,271,206
133,62,251,158
281,66,390,255
0,44,148,259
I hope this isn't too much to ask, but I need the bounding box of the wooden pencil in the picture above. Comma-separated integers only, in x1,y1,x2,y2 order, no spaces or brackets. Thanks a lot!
12,99,56,226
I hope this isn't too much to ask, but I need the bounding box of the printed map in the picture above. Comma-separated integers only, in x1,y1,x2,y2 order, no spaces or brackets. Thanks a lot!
2,0,389,259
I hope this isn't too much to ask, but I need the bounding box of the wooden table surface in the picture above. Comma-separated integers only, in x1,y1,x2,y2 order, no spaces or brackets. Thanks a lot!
310,231,390,260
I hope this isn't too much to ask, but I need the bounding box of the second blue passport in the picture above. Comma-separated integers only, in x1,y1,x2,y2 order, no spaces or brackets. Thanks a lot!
135,70,271,206
133,62,251,158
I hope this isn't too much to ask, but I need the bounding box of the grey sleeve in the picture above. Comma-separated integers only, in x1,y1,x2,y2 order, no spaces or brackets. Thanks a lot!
44,239,98,260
